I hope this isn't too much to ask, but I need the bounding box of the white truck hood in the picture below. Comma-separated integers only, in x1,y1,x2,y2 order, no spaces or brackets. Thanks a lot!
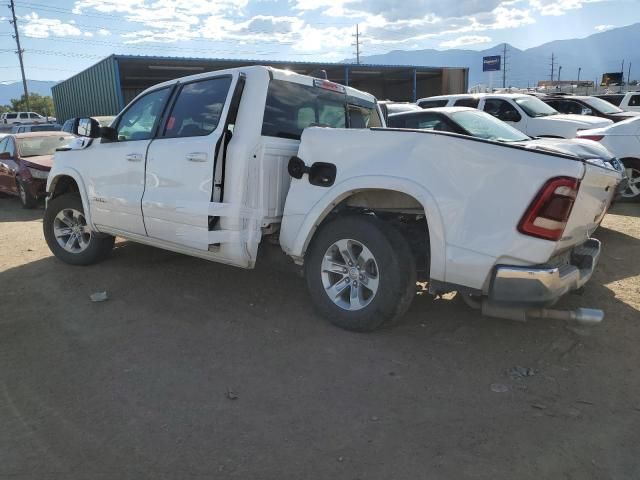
540,114,612,129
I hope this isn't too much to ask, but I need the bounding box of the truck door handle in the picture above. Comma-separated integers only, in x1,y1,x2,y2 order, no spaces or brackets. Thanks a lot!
186,152,208,162
125,153,143,162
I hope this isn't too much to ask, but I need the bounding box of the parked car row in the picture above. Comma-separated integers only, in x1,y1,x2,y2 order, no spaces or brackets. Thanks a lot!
414,92,640,201
34,66,622,332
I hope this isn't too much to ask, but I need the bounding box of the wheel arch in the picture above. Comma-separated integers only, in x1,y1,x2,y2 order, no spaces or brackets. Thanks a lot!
281,178,447,282
47,169,94,228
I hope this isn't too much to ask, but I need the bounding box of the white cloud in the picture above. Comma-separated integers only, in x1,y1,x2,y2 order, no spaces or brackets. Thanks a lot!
440,35,491,48
20,12,83,38
30,0,602,57
595,24,614,32
529,0,605,16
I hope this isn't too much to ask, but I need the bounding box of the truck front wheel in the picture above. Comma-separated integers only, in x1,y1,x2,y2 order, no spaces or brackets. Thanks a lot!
305,215,417,332
43,193,115,266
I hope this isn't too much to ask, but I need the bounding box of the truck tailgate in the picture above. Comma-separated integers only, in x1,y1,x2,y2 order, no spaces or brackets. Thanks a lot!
557,162,620,252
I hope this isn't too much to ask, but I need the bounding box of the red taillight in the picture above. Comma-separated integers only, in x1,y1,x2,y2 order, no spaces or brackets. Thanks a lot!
579,135,604,141
518,177,580,241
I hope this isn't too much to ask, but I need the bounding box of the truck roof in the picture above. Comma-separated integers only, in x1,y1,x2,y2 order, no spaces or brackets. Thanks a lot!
143,65,377,105
418,93,530,102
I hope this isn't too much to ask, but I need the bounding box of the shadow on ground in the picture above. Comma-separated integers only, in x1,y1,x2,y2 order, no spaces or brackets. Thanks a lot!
1,223,639,479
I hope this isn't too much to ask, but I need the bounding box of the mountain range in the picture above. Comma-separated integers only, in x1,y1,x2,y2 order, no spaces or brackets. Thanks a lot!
1,23,637,102
352,23,640,89
0,80,57,106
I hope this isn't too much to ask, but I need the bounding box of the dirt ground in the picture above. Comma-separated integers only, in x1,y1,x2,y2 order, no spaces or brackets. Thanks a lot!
1,197,639,480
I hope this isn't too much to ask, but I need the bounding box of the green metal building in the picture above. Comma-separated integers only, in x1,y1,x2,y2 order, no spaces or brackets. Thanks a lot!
52,54,468,122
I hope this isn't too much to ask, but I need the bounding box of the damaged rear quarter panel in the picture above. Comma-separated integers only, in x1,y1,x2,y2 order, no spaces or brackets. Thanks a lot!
280,127,585,291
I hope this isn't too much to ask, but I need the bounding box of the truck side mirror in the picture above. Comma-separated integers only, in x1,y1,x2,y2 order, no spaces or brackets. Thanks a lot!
75,117,101,138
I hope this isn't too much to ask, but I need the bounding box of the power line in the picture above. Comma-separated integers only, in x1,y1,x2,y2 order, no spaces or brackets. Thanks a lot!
352,24,362,64
502,43,508,88
8,0,29,110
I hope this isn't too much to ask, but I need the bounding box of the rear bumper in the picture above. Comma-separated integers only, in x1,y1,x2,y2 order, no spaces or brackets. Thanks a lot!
489,238,601,306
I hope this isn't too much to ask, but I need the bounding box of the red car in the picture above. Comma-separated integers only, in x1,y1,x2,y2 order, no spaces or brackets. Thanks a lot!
0,132,74,208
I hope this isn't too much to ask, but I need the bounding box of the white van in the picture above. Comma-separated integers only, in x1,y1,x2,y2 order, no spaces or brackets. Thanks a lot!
1,111,54,125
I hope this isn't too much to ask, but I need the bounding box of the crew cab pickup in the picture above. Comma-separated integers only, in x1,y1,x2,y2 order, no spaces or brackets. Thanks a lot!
44,66,621,331
595,92,640,113
417,93,612,138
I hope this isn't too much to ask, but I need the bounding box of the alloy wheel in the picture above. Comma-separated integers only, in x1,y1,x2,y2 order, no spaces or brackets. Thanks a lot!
53,208,92,253
321,238,380,311
623,167,640,199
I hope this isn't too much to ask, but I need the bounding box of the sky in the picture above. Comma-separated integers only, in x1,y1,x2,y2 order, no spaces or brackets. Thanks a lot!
0,0,639,82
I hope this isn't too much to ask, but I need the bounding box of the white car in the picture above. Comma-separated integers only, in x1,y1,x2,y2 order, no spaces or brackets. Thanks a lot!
44,66,620,331
577,117,640,201
1,111,55,125
417,93,612,138
595,92,640,112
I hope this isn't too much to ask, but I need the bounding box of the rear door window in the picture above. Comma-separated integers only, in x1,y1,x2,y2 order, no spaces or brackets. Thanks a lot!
19,113,28,120
262,80,346,140
6,113,17,119
163,76,232,138
629,94,640,107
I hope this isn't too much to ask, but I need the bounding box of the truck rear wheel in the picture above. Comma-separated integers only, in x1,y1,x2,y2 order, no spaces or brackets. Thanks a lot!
43,193,114,266
305,215,417,332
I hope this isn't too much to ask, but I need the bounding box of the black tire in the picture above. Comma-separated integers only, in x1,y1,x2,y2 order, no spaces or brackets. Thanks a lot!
305,215,417,332
17,178,37,209
620,159,640,202
43,193,114,266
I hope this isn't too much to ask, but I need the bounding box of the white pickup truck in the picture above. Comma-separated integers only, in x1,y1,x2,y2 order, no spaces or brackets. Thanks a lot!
44,66,622,331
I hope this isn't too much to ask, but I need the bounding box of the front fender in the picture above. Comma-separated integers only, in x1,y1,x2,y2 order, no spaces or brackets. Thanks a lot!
47,167,95,230
280,175,447,282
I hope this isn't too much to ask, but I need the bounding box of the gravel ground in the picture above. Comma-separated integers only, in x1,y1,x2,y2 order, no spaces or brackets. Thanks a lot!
1,197,639,480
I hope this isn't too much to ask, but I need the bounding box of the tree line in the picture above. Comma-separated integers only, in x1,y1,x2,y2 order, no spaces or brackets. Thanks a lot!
0,93,55,117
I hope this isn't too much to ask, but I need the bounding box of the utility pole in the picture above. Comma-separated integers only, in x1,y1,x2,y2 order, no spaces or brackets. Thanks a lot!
628,63,632,92
8,0,29,111
502,43,507,88
549,53,555,83
621,60,625,93
352,24,362,65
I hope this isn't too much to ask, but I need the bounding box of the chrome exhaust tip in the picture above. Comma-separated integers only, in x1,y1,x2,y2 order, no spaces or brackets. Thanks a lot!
527,307,605,325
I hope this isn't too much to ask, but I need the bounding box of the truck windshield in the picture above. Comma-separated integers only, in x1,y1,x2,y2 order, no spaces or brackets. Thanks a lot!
451,110,530,143
18,135,74,157
582,96,623,114
514,97,558,117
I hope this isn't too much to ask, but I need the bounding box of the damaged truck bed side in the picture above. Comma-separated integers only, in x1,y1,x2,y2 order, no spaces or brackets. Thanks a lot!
44,66,622,331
